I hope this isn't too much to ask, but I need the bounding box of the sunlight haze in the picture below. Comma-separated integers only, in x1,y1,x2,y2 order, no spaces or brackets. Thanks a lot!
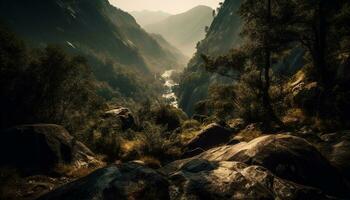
109,0,222,14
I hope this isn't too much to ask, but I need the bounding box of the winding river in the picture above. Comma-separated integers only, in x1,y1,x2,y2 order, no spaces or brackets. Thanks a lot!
161,70,179,108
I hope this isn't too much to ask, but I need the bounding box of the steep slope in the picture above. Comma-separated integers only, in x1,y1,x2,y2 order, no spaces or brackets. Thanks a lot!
145,5,214,57
0,0,185,73
177,0,305,116
130,10,171,27
177,0,243,115
151,34,189,68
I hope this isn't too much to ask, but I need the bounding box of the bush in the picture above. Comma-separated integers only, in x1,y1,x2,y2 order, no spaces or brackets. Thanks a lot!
181,119,201,130
134,122,182,163
137,103,188,131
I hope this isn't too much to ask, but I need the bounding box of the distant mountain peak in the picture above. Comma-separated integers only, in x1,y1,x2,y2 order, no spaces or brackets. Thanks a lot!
144,5,214,57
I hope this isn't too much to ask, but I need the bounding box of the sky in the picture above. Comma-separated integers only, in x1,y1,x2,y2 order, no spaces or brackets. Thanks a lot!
109,0,222,14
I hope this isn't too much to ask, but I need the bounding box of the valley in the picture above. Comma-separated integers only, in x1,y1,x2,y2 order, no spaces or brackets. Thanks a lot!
1,0,350,200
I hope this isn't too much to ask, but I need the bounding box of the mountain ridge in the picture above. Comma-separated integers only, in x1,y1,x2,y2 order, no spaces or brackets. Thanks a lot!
144,5,214,57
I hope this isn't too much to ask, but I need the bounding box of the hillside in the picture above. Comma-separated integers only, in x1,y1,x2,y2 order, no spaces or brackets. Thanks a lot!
177,0,305,116
145,5,214,57
130,10,171,27
177,1,243,115
0,0,186,73
151,34,189,68
1,1,350,199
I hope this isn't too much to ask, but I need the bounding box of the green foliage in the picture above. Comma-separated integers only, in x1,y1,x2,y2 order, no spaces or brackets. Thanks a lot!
135,122,182,163
137,102,188,131
0,27,102,132
194,84,236,120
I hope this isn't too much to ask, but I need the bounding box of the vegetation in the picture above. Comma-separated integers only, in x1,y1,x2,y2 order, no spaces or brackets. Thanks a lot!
1,1,350,199
0,26,102,131
198,0,350,130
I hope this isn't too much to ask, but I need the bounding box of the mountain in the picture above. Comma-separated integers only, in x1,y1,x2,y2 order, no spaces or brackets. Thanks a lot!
130,10,171,27
177,0,243,115
177,0,305,116
0,0,186,73
150,34,189,68
0,0,188,101
144,5,214,57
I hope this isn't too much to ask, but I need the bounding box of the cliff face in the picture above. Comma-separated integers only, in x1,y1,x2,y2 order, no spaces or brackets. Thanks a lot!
177,0,304,116
177,0,243,115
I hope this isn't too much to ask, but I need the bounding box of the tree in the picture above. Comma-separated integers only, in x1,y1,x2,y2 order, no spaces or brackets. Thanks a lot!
0,27,101,130
202,0,298,128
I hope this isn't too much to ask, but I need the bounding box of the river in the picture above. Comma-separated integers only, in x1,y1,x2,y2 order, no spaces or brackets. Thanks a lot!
161,70,179,108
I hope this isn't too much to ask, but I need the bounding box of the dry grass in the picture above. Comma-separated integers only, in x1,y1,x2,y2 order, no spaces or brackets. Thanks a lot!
180,129,200,144
54,162,104,178
181,120,201,130
236,124,265,142
282,108,306,127
139,156,162,169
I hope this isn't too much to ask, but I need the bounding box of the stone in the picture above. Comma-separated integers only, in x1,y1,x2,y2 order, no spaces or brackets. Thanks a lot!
0,124,99,175
168,134,349,198
104,107,135,130
37,163,170,200
185,123,233,153
166,160,333,200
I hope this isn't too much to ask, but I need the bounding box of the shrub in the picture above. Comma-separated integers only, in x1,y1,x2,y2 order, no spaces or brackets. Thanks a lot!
134,122,182,163
181,119,201,130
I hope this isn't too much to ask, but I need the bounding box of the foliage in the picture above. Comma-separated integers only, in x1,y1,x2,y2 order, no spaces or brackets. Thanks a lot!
0,27,102,132
137,102,188,131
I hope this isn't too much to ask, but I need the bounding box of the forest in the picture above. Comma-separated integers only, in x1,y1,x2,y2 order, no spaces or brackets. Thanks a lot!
0,0,350,199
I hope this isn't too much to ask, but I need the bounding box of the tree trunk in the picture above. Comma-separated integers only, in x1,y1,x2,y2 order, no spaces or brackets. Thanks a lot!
313,0,328,86
262,0,285,128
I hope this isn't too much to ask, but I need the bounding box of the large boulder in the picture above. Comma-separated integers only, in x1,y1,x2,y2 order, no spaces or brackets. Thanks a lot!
292,82,323,115
331,140,350,180
169,134,349,198
37,162,170,200
185,123,233,154
0,124,99,175
104,107,135,130
164,159,333,200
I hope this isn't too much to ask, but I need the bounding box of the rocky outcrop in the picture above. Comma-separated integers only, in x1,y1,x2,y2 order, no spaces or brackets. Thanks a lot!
37,162,170,200
169,134,349,198
166,159,332,200
104,107,135,130
331,140,350,180
38,160,336,200
0,124,99,175
291,80,323,115
37,134,349,199
185,123,233,154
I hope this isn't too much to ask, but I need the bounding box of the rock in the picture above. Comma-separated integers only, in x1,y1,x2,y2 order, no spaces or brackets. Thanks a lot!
192,114,208,122
0,124,99,175
292,82,323,115
37,163,170,200
185,123,233,153
227,137,241,145
182,148,205,159
227,118,245,131
104,107,135,130
331,140,350,180
165,160,333,200
169,134,349,198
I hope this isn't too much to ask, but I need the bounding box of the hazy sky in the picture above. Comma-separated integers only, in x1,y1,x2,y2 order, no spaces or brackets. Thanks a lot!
109,0,222,14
